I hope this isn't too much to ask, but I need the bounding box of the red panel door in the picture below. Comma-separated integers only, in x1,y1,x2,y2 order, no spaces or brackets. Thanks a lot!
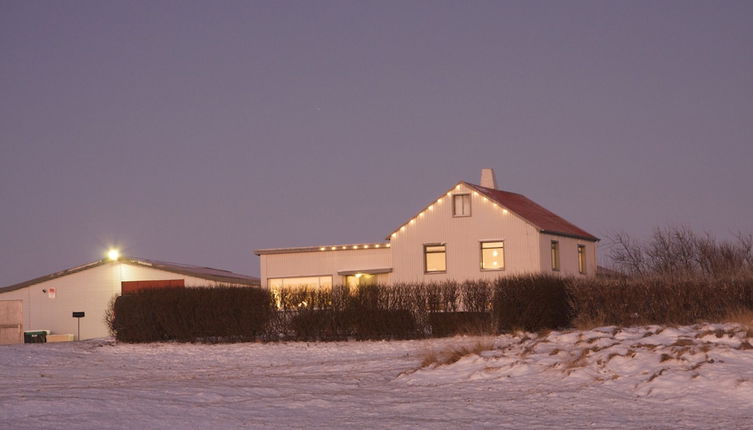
121,279,186,294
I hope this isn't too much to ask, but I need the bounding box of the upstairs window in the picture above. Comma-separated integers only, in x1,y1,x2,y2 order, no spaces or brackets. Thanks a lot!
481,241,505,270
551,241,560,271
452,194,471,217
577,245,586,274
424,244,447,273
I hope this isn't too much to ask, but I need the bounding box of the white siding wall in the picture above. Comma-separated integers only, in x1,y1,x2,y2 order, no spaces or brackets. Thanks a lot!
260,247,392,288
539,234,598,276
390,184,543,283
0,264,121,340
0,261,256,340
119,264,248,287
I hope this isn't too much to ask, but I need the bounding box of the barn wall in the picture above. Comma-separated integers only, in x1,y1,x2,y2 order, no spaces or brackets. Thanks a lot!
0,261,257,340
0,264,122,339
119,264,251,287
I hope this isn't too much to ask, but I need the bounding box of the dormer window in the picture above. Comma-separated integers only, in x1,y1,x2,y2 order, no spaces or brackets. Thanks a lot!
452,194,471,217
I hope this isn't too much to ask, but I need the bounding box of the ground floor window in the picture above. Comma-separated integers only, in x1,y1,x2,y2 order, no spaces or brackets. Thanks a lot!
268,276,332,290
480,241,505,270
267,276,333,309
551,241,560,271
577,245,586,274
424,244,447,273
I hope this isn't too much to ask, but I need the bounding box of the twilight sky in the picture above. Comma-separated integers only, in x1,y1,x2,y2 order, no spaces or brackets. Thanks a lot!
1,1,751,286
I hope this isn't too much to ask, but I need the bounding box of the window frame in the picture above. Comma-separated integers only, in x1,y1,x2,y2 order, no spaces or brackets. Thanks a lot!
480,240,505,271
424,243,447,274
267,275,333,289
551,240,560,271
452,194,472,217
577,244,586,274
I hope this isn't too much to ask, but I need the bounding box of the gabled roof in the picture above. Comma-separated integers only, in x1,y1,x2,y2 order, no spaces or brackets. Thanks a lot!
386,181,598,242
128,258,260,285
0,257,259,293
463,182,599,242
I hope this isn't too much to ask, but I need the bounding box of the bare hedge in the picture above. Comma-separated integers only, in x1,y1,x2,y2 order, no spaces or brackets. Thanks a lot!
109,287,273,343
109,276,753,343
568,277,753,327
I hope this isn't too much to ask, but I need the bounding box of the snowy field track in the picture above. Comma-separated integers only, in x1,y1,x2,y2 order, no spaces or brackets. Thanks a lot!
2,324,752,429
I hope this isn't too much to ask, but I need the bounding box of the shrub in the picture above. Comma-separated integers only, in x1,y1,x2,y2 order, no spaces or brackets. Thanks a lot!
607,227,753,278
492,275,572,332
109,287,273,343
428,312,492,337
567,276,753,327
420,337,496,367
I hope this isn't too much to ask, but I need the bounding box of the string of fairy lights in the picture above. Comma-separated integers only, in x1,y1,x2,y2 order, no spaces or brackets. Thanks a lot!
314,183,512,252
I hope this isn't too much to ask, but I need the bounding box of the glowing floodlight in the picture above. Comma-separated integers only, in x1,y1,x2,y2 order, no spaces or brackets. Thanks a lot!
107,249,120,261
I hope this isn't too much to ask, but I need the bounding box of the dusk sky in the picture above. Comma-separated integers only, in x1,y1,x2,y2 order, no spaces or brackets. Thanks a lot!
2,1,751,286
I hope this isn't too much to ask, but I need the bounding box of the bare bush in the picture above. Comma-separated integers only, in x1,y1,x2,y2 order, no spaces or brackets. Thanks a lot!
607,227,753,278
420,337,496,367
568,277,753,327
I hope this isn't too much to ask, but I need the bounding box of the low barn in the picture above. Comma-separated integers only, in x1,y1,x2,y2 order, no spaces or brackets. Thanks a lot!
0,256,259,343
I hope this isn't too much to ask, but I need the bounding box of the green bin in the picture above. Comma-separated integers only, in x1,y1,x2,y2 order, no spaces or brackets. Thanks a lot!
24,331,47,343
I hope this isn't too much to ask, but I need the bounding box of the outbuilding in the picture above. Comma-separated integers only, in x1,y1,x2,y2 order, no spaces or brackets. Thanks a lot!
0,256,259,343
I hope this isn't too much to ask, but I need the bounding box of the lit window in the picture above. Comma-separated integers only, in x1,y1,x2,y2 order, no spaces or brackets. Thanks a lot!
452,194,471,217
551,241,560,271
577,245,586,274
345,273,377,290
267,276,333,309
268,276,332,289
424,244,446,273
481,241,505,270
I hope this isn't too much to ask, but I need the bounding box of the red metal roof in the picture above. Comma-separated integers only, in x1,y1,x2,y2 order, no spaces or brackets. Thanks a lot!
463,182,599,241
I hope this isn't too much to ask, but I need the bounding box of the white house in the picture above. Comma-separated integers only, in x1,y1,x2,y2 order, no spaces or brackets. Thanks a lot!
256,169,598,290
0,256,259,343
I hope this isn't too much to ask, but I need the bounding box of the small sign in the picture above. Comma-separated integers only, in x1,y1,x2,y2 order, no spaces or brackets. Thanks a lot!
72,312,85,318
48,288,56,299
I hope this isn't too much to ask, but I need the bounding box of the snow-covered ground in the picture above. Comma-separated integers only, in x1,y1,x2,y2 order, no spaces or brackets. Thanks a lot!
2,323,752,429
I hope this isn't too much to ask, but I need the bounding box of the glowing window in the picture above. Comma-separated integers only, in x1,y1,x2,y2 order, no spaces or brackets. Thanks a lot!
577,245,586,274
481,241,505,270
424,244,447,273
551,241,560,271
268,276,332,290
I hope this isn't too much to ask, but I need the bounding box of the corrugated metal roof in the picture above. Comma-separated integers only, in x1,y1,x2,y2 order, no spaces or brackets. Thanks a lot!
0,257,259,293
127,258,260,285
463,182,599,242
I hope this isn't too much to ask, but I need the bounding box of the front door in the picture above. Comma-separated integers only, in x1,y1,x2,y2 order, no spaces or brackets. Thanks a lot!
344,274,377,291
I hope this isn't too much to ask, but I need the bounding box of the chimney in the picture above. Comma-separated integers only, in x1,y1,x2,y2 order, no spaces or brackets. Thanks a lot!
480,168,497,189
